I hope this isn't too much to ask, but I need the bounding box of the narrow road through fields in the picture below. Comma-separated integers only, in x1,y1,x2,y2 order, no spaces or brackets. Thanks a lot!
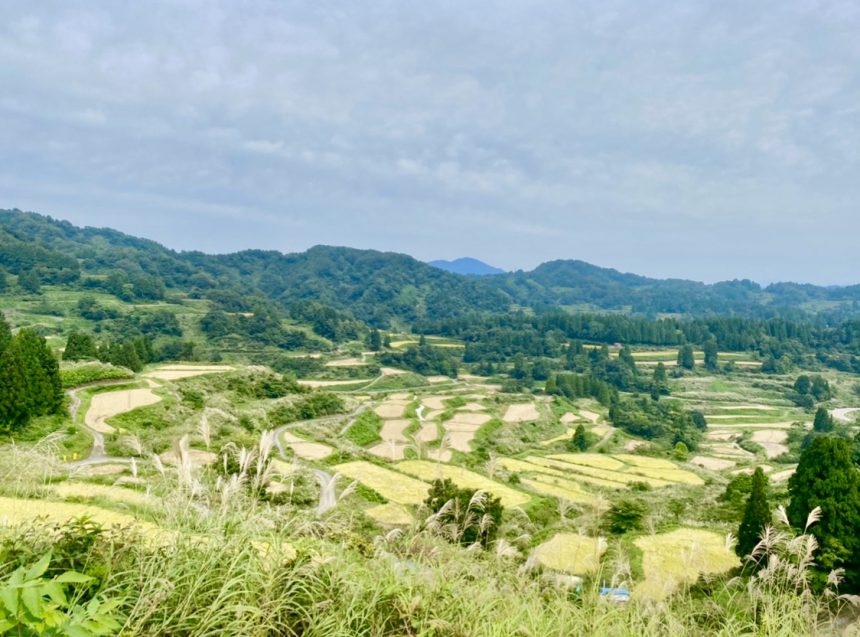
66,380,141,466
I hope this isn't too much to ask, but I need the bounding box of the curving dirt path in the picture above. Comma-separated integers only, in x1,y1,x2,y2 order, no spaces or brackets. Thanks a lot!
67,380,143,465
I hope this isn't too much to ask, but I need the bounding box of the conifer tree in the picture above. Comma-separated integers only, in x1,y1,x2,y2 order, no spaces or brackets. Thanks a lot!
813,407,834,433
0,345,30,431
63,331,97,361
678,344,695,370
703,339,719,371
571,424,588,451
736,467,770,559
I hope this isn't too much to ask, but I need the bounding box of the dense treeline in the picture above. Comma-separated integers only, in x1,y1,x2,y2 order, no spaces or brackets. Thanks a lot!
379,337,459,377
0,314,63,431
8,209,860,330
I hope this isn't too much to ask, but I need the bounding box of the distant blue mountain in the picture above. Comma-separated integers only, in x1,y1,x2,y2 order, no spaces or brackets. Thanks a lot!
429,257,506,276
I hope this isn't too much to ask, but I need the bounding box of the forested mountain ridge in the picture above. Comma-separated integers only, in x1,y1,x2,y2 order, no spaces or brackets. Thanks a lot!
3,208,860,326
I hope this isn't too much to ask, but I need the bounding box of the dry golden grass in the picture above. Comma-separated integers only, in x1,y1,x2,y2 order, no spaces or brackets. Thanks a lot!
143,364,234,380
395,461,530,507
365,502,413,526
52,482,156,508
549,453,626,471
634,529,739,599
689,456,736,471
610,454,678,469
539,428,577,446
497,457,570,480
333,461,429,505
533,533,605,574
519,475,594,504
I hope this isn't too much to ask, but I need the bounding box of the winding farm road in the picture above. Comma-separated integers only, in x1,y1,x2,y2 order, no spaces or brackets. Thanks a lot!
66,380,142,466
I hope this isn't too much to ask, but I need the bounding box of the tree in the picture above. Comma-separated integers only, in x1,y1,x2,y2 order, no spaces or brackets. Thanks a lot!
811,376,832,401
571,424,589,451
677,345,695,370
703,339,719,371
0,313,11,355
736,467,770,559
606,498,647,534
813,407,834,433
651,362,670,398
18,270,41,294
673,441,689,460
369,328,382,351
423,478,504,548
794,375,812,396
63,331,97,361
14,329,63,416
0,345,30,431
788,436,860,584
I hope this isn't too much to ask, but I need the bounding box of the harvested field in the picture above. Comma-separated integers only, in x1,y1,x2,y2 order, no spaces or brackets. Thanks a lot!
425,376,450,384
710,421,803,430
560,413,581,424
366,503,413,526
544,454,704,487
297,379,369,388
706,431,737,441
52,482,156,508
579,410,601,423
0,496,165,539
611,454,677,470
325,358,364,367
707,443,755,459
374,401,409,419
87,388,163,433
520,475,594,504
444,431,475,453
76,463,128,477
281,432,333,460
502,403,540,423
395,461,530,507
770,468,796,483
540,428,577,446
334,461,429,505
380,367,406,376
549,454,626,471
379,419,411,442
460,402,486,412
421,396,450,410
447,412,491,426
635,529,738,599
751,429,789,459
160,448,218,467
426,449,453,462
368,441,406,461
526,458,635,488
498,457,571,480
423,409,445,421
415,422,438,442
143,364,233,380
533,533,605,574
690,456,736,471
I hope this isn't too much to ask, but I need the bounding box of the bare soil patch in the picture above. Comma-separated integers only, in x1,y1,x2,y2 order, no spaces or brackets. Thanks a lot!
751,429,789,459
374,401,409,418
87,388,162,434
690,456,736,471
281,432,334,460
144,365,234,380
579,410,601,423
379,419,411,442
560,413,581,424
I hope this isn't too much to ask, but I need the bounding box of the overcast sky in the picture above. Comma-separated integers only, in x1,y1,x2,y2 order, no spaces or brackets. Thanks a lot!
2,1,859,284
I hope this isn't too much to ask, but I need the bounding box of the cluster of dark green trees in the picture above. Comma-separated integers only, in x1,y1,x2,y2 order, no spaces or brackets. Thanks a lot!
732,436,860,589
64,330,194,372
0,315,63,431
379,336,458,377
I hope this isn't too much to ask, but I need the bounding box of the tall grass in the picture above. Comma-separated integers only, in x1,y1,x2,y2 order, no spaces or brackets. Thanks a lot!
1,435,856,636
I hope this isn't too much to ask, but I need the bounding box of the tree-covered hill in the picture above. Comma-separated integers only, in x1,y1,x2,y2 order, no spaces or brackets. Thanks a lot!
3,208,860,326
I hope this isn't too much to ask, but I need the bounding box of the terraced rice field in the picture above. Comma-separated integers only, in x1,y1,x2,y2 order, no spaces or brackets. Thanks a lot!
533,533,606,574
160,448,218,467
143,364,234,380
374,400,410,419
395,461,530,507
52,482,156,508
502,403,540,423
690,456,736,471
365,502,413,525
519,475,595,504
334,461,430,505
634,529,739,599
87,388,162,433
540,427,577,446
750,429,789,458
281,431,334,460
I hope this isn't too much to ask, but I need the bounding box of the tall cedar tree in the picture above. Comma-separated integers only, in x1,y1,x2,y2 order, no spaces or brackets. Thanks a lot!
813,407,834,433
704,339,719,371
571,424,589,451
788,436,860,586
63,331,98,361
14,329,64,416
678,344,695,370
736,467,770,559
0,344,30,430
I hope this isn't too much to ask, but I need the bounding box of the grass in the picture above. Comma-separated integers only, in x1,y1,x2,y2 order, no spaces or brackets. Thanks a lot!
532,533,606,574
51,482,157,508
365,502,413,525
60,361,135,388
395,460,531,507
333,461,430,505
634,528,739,599
344,410,383,446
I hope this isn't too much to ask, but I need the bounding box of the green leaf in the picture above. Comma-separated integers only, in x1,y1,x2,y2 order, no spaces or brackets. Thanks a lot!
0,619,17,632
42,581,67,607
24,552,52,582
21,585,42,618
0,586,18,616
64,625,94,637
54,571,94,585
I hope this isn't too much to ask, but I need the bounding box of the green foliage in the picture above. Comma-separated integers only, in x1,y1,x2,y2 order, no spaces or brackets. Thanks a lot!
736,468,771,559
720,473,753,512
677,345,695,370
0,552,122,636
422,478,504,548
569,424,589,452
62,332,97,362
345,410,383,446
18,270,41,295
606,498,647,534
380,342,458,377
788,436,860,585
0,324,63,432
608,397,704,450
673,441,689,461
812,407,834,433
703,339,719,371
59,363,134,389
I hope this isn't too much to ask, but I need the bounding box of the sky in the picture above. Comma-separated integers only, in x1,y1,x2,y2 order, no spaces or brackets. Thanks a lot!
1,1,859,285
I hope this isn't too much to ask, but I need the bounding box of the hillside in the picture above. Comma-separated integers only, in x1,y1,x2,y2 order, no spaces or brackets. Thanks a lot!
3,209,860,329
